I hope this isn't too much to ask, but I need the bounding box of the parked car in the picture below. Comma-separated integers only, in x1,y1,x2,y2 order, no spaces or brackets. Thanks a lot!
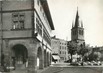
83,62,88,66
64,60,70,63
92,61,98,65
87,61,93,65
70,62,81,66
97,61,102,65
91,61,102,66
6,66,15,70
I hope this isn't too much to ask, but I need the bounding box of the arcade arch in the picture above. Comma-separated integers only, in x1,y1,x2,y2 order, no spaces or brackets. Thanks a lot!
11,44,28,69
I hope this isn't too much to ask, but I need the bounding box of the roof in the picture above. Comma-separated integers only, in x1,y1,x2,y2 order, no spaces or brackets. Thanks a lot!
72,8,84,29
40,0,55,30
74,9,79,27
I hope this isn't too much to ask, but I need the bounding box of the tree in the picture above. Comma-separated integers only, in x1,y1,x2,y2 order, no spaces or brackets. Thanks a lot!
88,51,101,61
78,44,89,61
67,41,78,62
93,52,101,61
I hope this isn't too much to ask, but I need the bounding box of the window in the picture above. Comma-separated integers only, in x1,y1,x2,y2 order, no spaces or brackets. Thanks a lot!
37,0,39,5
79,30,81,35
13,21,19,29
79,30,83,35
82,30,83,35
19,13,25,21
12,12,25,29
73,30,76,35
65,47,66,50
65,58,66,60
60,51,61,54
75,31,76,35
60,46,61,49
36,18,42,36
19,21,24,29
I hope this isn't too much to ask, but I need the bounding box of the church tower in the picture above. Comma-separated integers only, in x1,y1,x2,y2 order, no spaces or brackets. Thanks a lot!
71,8,85,45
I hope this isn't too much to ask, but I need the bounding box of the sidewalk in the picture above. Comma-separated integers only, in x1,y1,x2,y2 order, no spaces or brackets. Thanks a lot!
37,66,63,73
37,67,49,73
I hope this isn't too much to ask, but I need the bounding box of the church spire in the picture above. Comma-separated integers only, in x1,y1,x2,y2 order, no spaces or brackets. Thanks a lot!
71,7,85,44
74,7,79,28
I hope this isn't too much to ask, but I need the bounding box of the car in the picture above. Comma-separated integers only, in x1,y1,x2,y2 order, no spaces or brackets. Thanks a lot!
64,60,70,63
91,61,102,66
87,61,93,65
97,61,102,65
70,62,78,66
92,61,98,65
70,62,81,66
83,62,88,66
6,66,15,70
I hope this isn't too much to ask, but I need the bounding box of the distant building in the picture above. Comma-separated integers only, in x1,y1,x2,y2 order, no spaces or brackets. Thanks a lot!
51,37,60,54
51,37,60,63
51,37,68,62
59,39,68,62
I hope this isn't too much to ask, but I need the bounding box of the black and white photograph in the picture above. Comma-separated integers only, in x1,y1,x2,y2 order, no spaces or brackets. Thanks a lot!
0,0,103,73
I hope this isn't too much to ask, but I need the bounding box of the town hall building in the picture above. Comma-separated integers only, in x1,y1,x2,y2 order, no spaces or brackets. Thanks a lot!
0,0,54,73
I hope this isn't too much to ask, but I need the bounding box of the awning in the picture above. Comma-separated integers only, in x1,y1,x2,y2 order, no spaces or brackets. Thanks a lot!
52,55,60,60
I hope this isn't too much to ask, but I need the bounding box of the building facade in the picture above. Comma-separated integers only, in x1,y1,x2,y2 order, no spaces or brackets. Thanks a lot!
59,39,68,62
51,37,68,62
51,37,60,54
0,0,54,73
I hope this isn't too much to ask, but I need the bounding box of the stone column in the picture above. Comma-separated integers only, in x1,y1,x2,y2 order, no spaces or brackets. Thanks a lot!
28,40,38,73
39,50,44,69
27,55,37,73
3,39,10,67
47,52,49,66
48,53,51,66
4,54,10,69
50,54,52,65
44,50,47,67
48,53,50,66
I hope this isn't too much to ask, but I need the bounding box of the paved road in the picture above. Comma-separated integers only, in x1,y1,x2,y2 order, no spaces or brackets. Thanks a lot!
58,67,102,73
40,63,103,73
41,66,103,73
4,63,103,73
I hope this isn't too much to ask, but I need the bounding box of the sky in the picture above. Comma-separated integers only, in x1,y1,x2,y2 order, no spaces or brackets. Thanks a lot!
47,0,103,47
